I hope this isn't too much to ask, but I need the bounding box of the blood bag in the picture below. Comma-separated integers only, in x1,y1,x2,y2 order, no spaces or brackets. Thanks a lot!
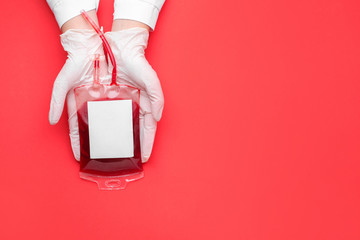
74,10,143,190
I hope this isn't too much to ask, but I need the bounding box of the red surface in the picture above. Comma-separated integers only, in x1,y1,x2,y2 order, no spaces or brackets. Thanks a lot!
0,0,360,239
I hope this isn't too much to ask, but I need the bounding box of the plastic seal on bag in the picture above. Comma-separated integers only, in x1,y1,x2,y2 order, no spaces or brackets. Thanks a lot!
80,172,144,190
74,10,143,190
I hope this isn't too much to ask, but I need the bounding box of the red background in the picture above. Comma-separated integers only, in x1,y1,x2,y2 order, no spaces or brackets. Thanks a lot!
1,0,360,239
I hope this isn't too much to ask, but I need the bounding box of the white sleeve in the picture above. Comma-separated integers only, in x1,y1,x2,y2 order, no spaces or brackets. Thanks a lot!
113,0,166,31
47,0,100,29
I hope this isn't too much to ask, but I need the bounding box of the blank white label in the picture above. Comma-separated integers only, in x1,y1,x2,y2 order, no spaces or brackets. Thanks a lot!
87,100,134,159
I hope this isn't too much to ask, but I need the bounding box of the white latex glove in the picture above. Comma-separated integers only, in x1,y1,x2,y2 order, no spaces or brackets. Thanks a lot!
105,28,164,163
49,29,107,160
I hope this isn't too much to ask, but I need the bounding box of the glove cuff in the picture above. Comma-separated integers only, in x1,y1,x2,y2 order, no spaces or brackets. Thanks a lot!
47,0,99,29
105,28,149,52
60,29,103,55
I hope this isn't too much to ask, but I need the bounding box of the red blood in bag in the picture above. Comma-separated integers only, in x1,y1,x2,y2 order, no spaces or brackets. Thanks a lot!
77,97,142,176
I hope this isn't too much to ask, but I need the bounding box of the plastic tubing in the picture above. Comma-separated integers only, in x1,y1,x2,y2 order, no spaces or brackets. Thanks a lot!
93,54,100,85
81,10,117,85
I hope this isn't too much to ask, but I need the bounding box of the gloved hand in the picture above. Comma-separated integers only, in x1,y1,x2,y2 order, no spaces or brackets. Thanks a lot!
47,0,106,160
105,28,164,162
49,29,107,160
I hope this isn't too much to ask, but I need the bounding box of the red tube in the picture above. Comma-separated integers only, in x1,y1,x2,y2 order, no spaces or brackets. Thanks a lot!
81,10,117,85
93,54,100,85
